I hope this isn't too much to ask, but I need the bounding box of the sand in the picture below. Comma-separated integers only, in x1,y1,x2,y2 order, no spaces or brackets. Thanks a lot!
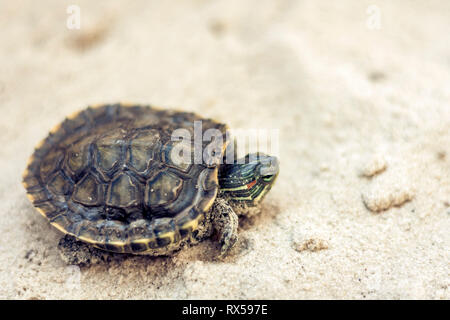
0,0,448,299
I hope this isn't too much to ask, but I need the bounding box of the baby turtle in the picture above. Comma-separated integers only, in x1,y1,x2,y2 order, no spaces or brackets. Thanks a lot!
22,104,278,263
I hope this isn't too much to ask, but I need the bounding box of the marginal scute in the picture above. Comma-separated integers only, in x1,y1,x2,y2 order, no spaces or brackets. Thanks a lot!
62,111,89,133
153,217,178,246
73,220,99,241
145,172,183,206
127,219,153,240
86,105,115,124
72,173,103,206
50,213,72,232
40,149,64,181
128,129,160,172
23,171,40,189
28,189,50,204
106,173,139,208
97,220,126,243
35,201,57,216
175,212,195,237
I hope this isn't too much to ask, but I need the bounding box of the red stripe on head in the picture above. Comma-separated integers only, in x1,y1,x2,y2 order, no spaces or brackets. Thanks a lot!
246,180,257,189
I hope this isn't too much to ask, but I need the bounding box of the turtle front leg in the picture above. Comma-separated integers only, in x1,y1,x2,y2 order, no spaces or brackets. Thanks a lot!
211,197,239,258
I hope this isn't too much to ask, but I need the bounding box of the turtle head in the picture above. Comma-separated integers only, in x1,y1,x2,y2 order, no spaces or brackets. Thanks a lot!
219,153,279,205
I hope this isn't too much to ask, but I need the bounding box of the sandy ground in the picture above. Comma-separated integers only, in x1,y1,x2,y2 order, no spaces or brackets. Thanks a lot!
0,0,449,299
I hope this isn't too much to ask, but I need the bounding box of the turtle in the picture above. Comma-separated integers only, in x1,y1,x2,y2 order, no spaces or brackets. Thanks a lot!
22,103,279,264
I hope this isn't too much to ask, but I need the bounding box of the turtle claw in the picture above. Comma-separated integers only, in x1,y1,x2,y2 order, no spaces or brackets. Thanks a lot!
218,231,238,259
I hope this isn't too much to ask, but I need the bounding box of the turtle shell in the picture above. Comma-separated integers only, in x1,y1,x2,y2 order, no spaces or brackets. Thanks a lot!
23,104,228,254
